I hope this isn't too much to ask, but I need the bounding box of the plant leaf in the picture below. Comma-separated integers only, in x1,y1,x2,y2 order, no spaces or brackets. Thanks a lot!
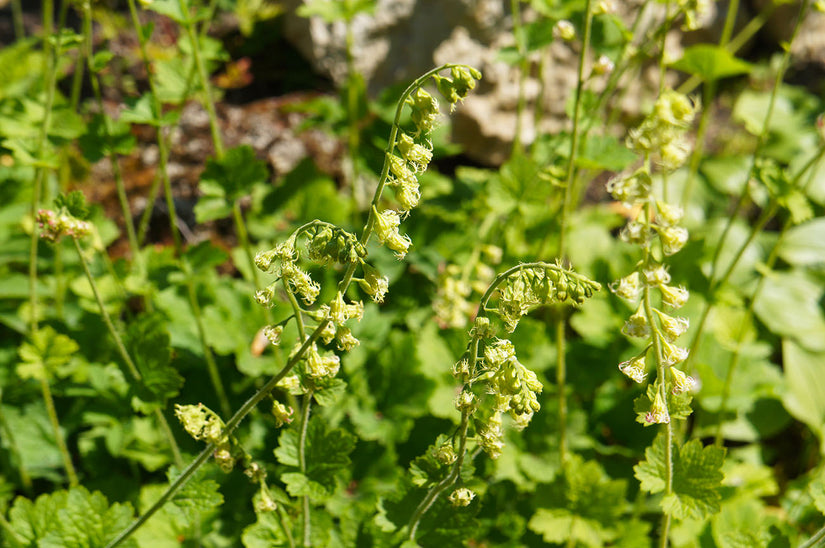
635,433,725,520
671,44,751,80
126,312,184,412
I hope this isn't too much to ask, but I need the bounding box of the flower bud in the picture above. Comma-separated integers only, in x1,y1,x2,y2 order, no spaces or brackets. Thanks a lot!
448,487,475,507
644,265,671,287
407,87,439,134
645,391,670,425
373,207,412,259
670,367,698,394
659,226,689,256
263,325,283,346
396,133,433,172
593,55,614,76
271,401,294,427
554,20,575,41
660,284,689,309
255,250,277,272
618,354,647,383
455,390,475,412
655,201,684,226
654,309,689,341
621,305,649,338
256,486,278,512
434,443,457,465
359,263,389,303
335,326,360,351
610,272,643,301
660,336,689,366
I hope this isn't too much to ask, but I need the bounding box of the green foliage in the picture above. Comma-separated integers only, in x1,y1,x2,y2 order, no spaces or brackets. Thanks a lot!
635,433,726,520
126,313,184,412
3,2,825,547
671,45,752,81
6,486,136,547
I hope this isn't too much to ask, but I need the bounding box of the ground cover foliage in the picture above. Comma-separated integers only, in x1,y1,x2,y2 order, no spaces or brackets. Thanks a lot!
1,0,825,546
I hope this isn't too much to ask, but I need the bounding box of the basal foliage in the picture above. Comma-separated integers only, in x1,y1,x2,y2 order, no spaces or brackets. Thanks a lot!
1,0,825,547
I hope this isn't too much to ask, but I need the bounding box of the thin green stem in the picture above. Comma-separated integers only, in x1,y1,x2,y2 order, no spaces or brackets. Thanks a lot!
11,0,24,40
298,392,313,547
511,0,527,156
558,0,592,257
179,0,224,158
407,411,471,540
73,239,184,466
29,0,61,335
686,0,810,368
40,376,79,486
800,522,825,548
83,4,141,264
105,318,330,548
554,0,592,464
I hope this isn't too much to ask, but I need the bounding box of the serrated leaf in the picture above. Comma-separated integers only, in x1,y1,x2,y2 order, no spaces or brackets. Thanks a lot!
671,44,752,80
528,508,608,547
312,378,347,407
635,433,725,520
168,467,224,513
17,326,79,381
281,472,330,499
126,312,183,411
8,486,136,547
54,190,91,220
274,428,300,467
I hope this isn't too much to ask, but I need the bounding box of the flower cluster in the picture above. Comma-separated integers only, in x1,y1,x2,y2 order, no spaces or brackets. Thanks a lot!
175,403,235,472
679,0,713,31
626,89,698,171
495,264,602,332
609,89,699,426
374,67,482,261
36,209,92,242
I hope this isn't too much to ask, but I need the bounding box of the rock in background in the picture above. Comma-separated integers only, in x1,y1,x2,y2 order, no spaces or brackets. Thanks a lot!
278,0,825,166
